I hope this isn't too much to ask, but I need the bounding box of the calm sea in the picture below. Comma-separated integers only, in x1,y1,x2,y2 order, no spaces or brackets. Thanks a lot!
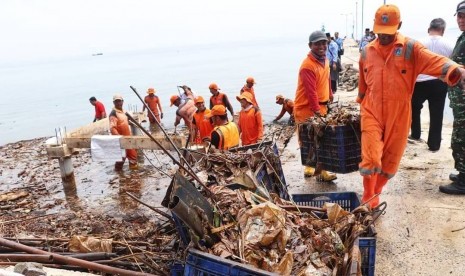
0,35,455,146
0,36,310,146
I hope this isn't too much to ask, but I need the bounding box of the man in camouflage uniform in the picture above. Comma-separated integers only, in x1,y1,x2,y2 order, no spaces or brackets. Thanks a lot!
439,1,465,194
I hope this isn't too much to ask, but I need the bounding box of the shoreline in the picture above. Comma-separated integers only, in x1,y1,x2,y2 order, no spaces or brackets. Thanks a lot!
1,40,465,275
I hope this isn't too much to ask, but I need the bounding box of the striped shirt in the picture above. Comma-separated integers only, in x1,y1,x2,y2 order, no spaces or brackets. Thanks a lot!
417,35,454,82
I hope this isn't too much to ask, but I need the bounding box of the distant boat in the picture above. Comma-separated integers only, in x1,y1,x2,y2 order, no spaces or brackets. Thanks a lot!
92,53,103,56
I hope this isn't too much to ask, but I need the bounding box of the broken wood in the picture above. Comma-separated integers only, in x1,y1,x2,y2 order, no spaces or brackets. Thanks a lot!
0,237,157,276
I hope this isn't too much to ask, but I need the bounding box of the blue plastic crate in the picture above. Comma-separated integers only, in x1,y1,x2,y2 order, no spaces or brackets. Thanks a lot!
292,192,376,276
172,213,191,246
184,249,278,276
171,262,185,276
299,123,361,174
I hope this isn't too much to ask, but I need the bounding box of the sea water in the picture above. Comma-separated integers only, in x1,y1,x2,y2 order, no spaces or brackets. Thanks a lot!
0,36,310,146
0,35,455,146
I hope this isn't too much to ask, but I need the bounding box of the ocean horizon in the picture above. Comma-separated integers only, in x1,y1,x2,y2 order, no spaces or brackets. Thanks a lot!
0,35,456,146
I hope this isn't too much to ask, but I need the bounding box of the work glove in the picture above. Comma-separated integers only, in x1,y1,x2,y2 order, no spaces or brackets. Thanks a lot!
161,113,164,119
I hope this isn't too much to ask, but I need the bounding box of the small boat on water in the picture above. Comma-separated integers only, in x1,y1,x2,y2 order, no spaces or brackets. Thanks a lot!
92,53,103,56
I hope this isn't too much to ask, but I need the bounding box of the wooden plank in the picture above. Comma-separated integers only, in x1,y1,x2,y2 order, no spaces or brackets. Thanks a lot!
67,112,147,138
64,135,185,151
45,145,75,159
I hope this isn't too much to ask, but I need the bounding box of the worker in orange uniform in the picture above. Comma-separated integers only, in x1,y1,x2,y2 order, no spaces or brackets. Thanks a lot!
209,83,234,119
109,94,138,171
170,94,197,137
236,92,263,146
207,105,240,150
273,95,294,125
142,88,163,133
357,4,465,208
294,30,336,182
192,96,214,144
89,96,106,122
240,77,259,107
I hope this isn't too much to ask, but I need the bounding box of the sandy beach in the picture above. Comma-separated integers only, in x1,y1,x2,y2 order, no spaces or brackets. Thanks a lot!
1,40,465,275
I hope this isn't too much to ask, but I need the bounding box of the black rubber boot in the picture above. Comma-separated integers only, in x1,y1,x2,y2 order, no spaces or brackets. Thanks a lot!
440,173,465,195
449,173,459,182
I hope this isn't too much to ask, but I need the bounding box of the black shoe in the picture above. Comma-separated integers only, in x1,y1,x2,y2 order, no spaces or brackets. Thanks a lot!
449,173,459,182
428,147,439,152
440,173,465,194
439,182,465,194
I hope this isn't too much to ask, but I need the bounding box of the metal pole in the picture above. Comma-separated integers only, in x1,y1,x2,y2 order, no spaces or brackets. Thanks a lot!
129,86,185,160
0,237,155,276
125,112,213,198
361,0,364,42
355,1,358,40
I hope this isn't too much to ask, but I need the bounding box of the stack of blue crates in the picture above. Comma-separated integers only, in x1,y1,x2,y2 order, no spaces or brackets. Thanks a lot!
299,123,361,173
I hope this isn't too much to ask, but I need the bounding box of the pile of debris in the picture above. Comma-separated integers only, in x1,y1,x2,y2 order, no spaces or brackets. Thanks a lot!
0,208,181,275
204,187,375,275
338,64,359,92
163,141,375,276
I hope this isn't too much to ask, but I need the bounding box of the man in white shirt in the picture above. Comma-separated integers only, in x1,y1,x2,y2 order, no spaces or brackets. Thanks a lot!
409,18,454,152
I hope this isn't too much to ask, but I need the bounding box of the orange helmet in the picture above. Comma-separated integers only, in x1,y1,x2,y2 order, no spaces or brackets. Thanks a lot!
208,83,219,90
195,96,205,104
236,92,253,104
206,105,227,118
170,95,180,106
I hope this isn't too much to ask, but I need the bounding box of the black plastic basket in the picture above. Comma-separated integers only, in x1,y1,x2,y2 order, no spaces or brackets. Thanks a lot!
299,123,361,173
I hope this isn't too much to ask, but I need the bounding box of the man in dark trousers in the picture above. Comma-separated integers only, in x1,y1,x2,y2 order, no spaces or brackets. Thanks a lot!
409,18,453,152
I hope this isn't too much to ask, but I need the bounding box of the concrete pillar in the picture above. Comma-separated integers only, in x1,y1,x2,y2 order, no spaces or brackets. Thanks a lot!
58,156,77,201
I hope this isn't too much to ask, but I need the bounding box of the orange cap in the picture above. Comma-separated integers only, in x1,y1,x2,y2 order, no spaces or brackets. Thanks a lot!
195,96,205,104
236,92,253,104
275,94,284,103
373,4,401,35
246,77,255,84
147,88,155,94
209,83,219,90
206,105,227,118
170,95,180,106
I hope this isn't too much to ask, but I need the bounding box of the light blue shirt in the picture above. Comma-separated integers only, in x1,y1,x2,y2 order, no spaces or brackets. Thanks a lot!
326,40,339,64
335,37,344,52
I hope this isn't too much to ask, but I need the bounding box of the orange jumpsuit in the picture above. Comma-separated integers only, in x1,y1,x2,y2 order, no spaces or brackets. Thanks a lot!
109,108,137,164
240,86,259,107
238,106,264,146
294,52,332,124
143,95,162,123
358,33,461,206
276,99,294,120
193,108,214,143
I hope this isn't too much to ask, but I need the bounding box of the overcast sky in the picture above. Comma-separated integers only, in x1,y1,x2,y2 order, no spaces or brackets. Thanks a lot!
0,0,460,63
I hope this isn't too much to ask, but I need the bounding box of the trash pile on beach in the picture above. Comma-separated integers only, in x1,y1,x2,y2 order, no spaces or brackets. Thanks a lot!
338,64,359,92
